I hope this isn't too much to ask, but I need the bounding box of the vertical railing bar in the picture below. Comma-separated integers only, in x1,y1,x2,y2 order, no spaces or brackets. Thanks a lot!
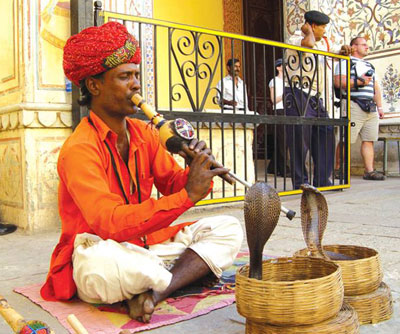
299,51,304,188
242,42,247,116
195,32,199,111
263,45,267,118
282,49,287,191
330,54,336,185
168,27,173,111
231,40,236,114
220,37,225,197
209,118,213,199
230,39,236,196
272,47,277,188
323,54,328,187
241,41,248,188
154,25,159,111
317,55,321,187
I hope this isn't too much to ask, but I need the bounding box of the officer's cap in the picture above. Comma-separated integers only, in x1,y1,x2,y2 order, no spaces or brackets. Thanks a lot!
304,10,330,25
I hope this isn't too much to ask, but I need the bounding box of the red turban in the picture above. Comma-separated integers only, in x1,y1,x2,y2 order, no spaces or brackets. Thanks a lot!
63,21,141,86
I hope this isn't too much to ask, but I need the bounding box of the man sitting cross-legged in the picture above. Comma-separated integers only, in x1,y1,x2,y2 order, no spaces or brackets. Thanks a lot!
40,21,243,323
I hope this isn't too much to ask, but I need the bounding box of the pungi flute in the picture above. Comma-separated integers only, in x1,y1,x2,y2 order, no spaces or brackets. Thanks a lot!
0,294,54,334
131,94,296,220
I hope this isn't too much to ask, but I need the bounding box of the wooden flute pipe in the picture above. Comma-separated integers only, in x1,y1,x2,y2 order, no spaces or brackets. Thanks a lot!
0,294,26,333
67,314,89,334
0,294,55,334
131,94,296,220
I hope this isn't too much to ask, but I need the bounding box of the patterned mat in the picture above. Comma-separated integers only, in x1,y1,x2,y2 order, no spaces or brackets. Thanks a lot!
15,252,259,334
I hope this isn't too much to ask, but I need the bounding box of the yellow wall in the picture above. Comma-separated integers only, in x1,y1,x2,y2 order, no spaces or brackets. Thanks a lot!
0,0,24,107
153,0,225,111
153,0,224,30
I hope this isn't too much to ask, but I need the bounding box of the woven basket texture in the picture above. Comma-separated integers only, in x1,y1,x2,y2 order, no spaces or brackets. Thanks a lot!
235,257,344,326
245,303,359,334
344,282,393,325
294,245,383,296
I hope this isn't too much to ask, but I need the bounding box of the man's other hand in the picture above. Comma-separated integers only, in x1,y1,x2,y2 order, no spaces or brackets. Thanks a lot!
178,138,211,165
360,74,373,86
378,108,384,119
339,45,352,56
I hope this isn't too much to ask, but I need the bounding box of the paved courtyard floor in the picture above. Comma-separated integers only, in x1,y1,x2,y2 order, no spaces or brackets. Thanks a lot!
1,176,399,333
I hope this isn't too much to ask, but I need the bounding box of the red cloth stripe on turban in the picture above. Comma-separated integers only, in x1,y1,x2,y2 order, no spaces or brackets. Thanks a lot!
63,21,141,86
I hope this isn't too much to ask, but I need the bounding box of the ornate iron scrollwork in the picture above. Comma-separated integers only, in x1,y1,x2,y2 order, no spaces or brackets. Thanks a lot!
169,29,223,111
283,49,320,116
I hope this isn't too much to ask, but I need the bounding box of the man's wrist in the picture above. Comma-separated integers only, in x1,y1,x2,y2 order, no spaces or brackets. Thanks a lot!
356,78,365,85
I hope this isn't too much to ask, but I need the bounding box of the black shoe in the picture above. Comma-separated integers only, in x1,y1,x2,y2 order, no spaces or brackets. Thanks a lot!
0,223,17,235
363,170,385,181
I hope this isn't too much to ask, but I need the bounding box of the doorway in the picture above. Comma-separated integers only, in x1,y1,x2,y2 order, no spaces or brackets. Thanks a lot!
243,0,284,161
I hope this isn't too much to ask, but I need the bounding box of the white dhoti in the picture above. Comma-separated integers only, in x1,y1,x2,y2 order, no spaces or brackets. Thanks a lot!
72,215,243,304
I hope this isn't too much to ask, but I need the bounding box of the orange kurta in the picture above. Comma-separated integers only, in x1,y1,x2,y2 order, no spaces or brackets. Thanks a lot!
41,112,195,301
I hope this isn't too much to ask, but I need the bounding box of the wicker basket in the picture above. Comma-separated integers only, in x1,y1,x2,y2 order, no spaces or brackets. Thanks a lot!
245,303,359,334
236,257,344,326
294,245,383,296
344,282,393,325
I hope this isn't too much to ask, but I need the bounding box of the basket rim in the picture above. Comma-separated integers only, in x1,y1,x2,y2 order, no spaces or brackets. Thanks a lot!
237,256,342,285
295,244,379,262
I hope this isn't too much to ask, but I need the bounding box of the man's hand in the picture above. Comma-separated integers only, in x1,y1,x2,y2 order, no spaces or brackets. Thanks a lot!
378,107,384,119
182,140,229,203
301,22,313,36
339,45,352,56
359,74,372,86
178,138,210,165
223,99,237,107
300,23,315,48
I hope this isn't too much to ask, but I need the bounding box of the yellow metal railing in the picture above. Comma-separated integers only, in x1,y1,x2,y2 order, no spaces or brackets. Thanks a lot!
101,11,352,204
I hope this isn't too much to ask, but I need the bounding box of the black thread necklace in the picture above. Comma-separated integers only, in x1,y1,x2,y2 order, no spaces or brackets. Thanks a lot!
87,116,148,249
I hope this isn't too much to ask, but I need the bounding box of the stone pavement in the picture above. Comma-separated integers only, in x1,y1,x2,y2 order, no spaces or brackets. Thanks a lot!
0,176,399,334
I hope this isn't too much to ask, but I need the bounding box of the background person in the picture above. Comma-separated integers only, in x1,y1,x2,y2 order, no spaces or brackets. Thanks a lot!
216,58,249,112
268,58,290,177
285,10,351,189
334,36,385,180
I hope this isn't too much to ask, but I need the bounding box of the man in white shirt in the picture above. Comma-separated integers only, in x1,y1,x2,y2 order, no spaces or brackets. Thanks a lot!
216,58,248,112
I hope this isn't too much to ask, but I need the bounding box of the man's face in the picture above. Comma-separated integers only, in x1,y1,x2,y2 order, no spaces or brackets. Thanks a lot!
94,63,141,116
228,61,241,77
352,38,369,57
312,23,327,41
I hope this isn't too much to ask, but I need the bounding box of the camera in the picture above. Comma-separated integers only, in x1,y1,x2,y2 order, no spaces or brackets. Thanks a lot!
365,69,374,77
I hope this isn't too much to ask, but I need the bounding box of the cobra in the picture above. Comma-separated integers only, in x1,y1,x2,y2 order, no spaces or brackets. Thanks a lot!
244,182,281,279
300,184,354,261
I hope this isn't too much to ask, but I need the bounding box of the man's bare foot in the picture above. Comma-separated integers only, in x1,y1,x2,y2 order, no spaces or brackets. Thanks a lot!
194,272,220,288
126,292,155,323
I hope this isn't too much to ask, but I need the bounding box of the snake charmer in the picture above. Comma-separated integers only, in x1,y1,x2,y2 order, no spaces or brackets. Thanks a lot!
40,21,243,323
